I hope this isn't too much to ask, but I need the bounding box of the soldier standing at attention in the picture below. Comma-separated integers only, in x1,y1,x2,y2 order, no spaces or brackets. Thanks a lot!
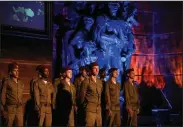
123,68,140,127
1,62,24,126
56,67,77,126
80,62,103,126
24,65,42,126
73,66,88,126
99,68,107,126
105,68,121,127
34,65,56,126
52,68,65,126
30,65,42,99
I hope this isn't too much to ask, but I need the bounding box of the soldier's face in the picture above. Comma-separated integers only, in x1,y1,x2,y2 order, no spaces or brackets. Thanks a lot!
11,68,19,78
100,71,106,78
128,71,135,79
43,68,49,78
82,69,87,77
66,70,72,79
112,70,118,78
92,66,99,76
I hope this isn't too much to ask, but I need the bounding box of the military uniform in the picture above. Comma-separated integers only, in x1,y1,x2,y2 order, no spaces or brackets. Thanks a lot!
100,78,106,126
30,77,39,99
73,75,86,126
34,79,56,126
123,80,140,127
56,80,76,126
105,79,121,127
1,78,24,126
80,77,103,126
24,77,40,126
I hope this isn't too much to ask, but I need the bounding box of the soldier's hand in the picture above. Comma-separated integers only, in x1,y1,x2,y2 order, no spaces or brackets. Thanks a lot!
1,110,8,118
107,109,112,116
74,106,78,114
137,109,140,114
38,110,41,118
128,108,134,117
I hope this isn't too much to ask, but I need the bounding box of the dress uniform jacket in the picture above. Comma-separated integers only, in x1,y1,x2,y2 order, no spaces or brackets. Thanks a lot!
1,78,24,126
34,79,56,126
123,80,140,127
56,79,76,126
80,77,103,126
105,79,121,127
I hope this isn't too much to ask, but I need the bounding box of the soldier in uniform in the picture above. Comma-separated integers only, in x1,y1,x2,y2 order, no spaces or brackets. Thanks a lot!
123,68,140,127
99,68,107,126
73,66,88,126
80,62,103,126
52,68,65,126
53,68,65,92
56,67,77,126
34,65,56,126
105,68,121,127
24,65,42,126
0,63,18,126
0,62,24,126
30,65,42,99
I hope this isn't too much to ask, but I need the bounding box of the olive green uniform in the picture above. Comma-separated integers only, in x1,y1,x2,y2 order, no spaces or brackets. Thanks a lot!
123,81,140,127
80,77,103,126
105,79,121,127
56,80,76,126
1,78,24,126
73,76,86,126
34,79,56,126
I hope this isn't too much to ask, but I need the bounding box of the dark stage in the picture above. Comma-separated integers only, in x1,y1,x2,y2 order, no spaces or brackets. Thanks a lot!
0,1,182,126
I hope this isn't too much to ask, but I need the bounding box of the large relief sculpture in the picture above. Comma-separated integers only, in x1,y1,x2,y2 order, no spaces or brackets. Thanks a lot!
56,1,138,82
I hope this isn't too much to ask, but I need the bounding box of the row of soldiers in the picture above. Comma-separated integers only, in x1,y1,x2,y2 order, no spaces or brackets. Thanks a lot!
0,62,140,127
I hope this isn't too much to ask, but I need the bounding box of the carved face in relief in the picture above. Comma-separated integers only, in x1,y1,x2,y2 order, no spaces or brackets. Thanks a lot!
108,2,120,17
83,16,94,29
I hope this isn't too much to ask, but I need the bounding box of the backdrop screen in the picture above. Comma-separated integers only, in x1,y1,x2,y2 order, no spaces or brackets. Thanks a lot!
0,1,45,30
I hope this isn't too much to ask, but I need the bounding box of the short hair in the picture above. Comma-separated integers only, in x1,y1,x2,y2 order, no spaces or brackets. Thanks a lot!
79,66,87,72
99,68,106,74
108,67,118,74
39,65,48,74
125,68,134,75
8,62,18,73
36,65,43,71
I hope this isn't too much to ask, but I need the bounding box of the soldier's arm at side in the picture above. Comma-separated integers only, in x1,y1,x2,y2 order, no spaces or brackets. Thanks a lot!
0,80,7,111
73,85,77,106
51,83,56,110
80,79,88,104
33,81,40,111
105,82,111,110
124,82,132,110
53,79,59,94
22,83,25,104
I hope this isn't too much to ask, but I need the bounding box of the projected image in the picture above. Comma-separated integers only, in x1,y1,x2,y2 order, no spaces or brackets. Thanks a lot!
0,1,45,30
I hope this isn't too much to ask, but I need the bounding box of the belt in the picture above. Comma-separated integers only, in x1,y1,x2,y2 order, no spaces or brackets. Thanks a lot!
40,103,51,107
7,104,22,108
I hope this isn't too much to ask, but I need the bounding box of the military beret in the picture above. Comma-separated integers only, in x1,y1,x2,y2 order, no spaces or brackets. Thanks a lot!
90,61,99,69
63,66,72,72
